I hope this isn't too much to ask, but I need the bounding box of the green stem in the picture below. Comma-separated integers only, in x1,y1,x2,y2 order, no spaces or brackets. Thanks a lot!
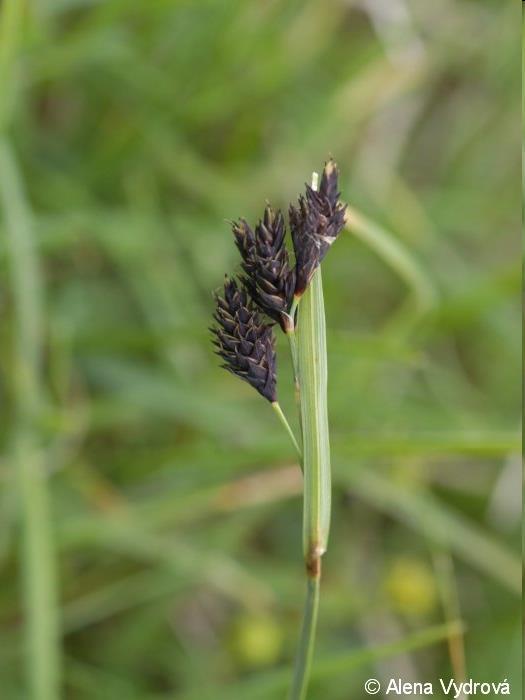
0,6,59,691
286,327,299,389
286,328,303,459
16,437,61,700
289,171,331,699
0,0,23,132
271,402,302,458
286,297,301,402
288,575,320,700
0,139,61,700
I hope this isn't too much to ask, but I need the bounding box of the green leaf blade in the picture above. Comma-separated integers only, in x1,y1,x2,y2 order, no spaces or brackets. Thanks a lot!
297,268,331,559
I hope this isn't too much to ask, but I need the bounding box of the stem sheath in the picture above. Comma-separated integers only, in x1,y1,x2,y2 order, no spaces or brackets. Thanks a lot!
297,266,331,558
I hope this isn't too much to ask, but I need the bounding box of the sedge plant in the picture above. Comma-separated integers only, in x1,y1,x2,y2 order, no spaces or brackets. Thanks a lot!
211,160,346,699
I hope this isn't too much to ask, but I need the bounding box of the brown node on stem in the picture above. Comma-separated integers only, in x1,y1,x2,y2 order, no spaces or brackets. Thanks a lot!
306,544,323,579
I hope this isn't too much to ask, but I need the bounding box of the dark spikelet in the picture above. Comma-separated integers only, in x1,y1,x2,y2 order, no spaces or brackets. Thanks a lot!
232,219,256,277
211,277,277,402
289,194,320,299
319,157,340,209
290,158,346,296
233,205,295,332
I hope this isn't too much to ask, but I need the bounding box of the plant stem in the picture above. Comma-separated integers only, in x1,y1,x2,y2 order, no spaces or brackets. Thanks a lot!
286,327,300,394
433,551,467,684
286,296,301,397
0,8,60,694
0,0,23,131
288,574,320,700
289,172,331,700
271,402,302,458
16,436,61,700
286,328,303,453
0,139,61,700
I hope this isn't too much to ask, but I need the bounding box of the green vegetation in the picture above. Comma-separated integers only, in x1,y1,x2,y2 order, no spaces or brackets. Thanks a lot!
0,1,520,698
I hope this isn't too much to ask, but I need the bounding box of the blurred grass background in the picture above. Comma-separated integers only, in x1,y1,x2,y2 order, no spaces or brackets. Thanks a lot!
0,0,521,698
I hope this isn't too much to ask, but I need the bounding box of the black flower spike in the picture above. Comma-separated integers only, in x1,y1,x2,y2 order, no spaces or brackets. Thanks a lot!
290,158,346,297
233,205,295,332
232,218,257,276
211,276,277,402
319,157,341,209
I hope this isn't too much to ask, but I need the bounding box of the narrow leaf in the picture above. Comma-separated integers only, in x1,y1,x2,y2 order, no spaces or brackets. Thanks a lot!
297,267,331,559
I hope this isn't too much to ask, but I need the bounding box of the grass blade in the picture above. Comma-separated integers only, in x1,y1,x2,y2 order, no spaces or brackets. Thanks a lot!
344,206,436,315
0,139,61,700
288,577,320,700
341,466,521,594
297,266,331,560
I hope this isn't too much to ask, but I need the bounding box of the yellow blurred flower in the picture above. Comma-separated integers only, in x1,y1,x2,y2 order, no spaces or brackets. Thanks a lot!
384,557,438,618
229,613,283,669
